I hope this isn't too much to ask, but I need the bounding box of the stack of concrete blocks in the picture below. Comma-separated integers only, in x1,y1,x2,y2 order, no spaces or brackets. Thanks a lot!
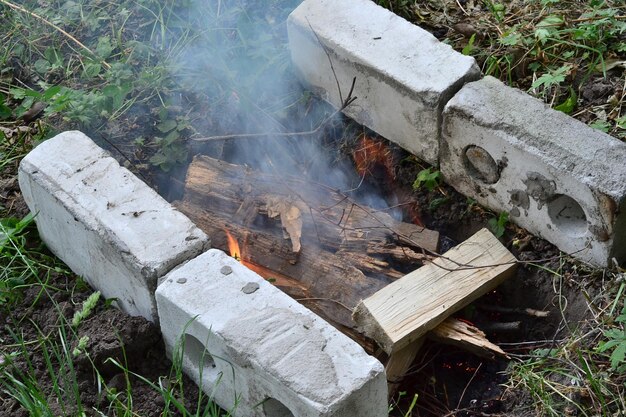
288,0,626,267
18,131,388,417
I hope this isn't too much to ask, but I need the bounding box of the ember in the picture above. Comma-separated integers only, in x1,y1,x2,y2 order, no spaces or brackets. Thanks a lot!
352,133,395,180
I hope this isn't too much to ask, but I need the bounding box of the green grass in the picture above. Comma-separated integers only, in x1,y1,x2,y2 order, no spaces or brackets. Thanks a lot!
503,264,626,416
0,206,228,415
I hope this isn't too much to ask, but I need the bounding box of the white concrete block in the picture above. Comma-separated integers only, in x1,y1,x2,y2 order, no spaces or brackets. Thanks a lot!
287,0,480,165
18,131,210,321
441,76,626,266
156,249,387,417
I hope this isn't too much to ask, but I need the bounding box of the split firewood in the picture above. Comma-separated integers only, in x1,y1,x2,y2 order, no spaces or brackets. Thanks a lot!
428,317,509,359
353,228,517,355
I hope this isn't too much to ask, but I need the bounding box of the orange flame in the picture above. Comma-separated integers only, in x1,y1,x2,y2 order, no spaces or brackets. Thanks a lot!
352,133,395,180
225,230,241,261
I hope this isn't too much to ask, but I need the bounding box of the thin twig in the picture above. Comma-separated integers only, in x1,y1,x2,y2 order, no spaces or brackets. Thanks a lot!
0,0,111,69
98,135,150,183
307,18,344,105
295,297,352,312
455,0,469,16
190,108,341,142
456,362,483,411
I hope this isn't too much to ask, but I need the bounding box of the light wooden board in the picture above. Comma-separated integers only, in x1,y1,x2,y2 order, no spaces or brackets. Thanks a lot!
385,339,424,399
353,228,516,354
429,317,508,359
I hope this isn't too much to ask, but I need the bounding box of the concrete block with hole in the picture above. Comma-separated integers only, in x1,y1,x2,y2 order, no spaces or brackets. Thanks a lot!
156,249,387,417
18,131,210,321
441,76,626,266
287,0,480,165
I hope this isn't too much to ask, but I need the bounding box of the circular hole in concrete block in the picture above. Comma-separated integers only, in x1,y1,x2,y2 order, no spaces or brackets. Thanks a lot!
547,194,587,236
463,145,500,184
262,398,295,417
184,333,215,371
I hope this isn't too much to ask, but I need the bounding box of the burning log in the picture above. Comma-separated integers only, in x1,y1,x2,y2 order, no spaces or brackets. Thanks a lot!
174,200,384,347
176,155,440,349
181,155,440,256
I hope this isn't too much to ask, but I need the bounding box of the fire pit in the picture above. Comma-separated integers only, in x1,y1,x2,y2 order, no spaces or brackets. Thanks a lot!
16,0,626,416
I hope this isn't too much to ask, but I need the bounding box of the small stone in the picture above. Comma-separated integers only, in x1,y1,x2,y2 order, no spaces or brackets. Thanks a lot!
220,265,232,275
242,282,260,294
176,277,187,284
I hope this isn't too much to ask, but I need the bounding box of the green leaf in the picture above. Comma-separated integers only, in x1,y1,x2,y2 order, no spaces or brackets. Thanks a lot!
0,94,11,119
83,62,102,78
554,88,577,114
44,47,63,67
412,168,441,192
500,31,522,46
462,34,476,56
34,59,51,74
610,342,626,370
530,64,571,90
537,15,564,28
9,88,26,100
42,85,61,101
157,119,177,133
590,120,611,133
0,104,10,119
163,129,180,144
488,211,509,238
95,36,114,59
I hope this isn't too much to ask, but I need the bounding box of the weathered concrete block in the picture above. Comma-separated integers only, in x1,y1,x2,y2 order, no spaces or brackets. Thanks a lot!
18,131,209,321
156,249,387,417
287,0,480,165
441,76,626,266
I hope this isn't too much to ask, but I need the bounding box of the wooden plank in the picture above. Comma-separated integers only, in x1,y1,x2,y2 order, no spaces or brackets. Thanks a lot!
428,318,509,359
352,228,517,354
384,339,424,399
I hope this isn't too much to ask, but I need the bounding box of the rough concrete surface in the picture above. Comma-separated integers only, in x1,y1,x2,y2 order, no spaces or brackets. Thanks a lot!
441,76,626,266
287,0,480,165
18,131,210,321
156,249,388,417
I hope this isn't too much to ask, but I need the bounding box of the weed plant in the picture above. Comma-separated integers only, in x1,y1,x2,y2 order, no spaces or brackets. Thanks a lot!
377,0,626,139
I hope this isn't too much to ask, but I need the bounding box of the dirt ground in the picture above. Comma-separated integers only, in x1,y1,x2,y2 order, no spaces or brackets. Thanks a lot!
0,269,204,417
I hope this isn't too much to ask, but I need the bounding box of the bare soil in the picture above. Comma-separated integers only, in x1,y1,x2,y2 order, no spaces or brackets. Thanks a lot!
0,268,204,417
